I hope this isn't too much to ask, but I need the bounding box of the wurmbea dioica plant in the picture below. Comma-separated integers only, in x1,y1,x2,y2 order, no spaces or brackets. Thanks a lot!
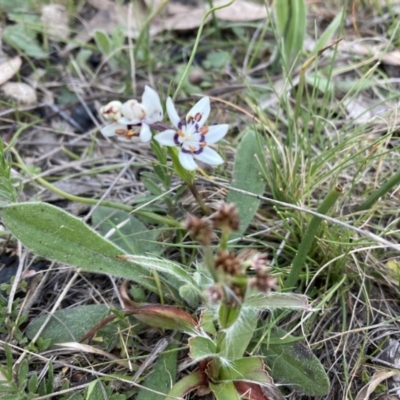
81,203,310,399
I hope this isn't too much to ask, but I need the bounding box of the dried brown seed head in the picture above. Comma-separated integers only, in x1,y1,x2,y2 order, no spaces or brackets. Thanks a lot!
185,215,213,246
211,203,240,232
215,250,241,276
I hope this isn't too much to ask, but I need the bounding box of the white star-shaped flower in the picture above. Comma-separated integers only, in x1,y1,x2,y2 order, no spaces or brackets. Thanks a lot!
154,97,228,170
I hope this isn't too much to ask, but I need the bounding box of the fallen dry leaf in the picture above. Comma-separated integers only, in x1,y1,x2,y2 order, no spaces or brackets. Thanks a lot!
2,82,37,105
0,56,22,86
214,0,268,21
64,0,268,53
355,370,400,400
338,41,400,66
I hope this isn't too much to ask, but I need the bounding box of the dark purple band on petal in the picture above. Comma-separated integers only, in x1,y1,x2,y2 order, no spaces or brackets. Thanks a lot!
192,147,203,155
178,121,183,130
173,133,180,145
182,147,203,155
200,135,206,143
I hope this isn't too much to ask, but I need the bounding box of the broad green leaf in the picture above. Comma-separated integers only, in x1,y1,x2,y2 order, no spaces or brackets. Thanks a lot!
3,24,46,59
209,382,240,400
28,373,38,394
25,304,114,348
274,0,306,66
0,0,34,13
119,255,196,290
262,328,330,396
93,30,111,55
199,309,217,335
136,340,178,400
86,380,109,400
167,371,205,399
179,284,199,308
245,292,310,310
92,207,162,255
219,307,257,360
1,202,158,293
226,130,266,238
189,336,217,360
219,357,271,385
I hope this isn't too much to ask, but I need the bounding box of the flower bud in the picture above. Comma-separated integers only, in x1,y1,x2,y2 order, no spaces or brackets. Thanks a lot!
99,100,122,122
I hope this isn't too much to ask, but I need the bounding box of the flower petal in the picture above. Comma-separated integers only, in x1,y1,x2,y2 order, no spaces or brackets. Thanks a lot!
139,123,152,142
194,146,224,166
204,124,229,144
186,97,210,127
154,129,177,146
142,86,163,123
118,117,135,125
166,97,181,128
179,151,198,170
121,99,145,123
101,123,125,137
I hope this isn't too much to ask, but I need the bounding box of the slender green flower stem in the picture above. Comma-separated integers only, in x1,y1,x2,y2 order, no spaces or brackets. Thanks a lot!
283,185,343,291
12,149,181,228
357,169,400,212
187,183,211,216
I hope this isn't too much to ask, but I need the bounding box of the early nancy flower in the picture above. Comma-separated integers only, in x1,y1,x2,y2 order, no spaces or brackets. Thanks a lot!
99,100,122,122
154,97,228,171
100,86,163,142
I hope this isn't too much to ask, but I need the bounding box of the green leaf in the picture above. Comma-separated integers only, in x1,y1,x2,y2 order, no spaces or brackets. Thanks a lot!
226,130,266,238
136,340,178,400
3,23,46,59
274,0,307,66
203,51,229,69
219,357,271,385
28,373,38,394
218,307,257,360
167,371,205,399
17,359,28,388
262,328,330,396
312,9,344,55
199,309,216,335
209,382,240,400
179,284,199,308
25,304,114,348
0,0,34,13
86,380,111,400
119,255,197,291
93,30,112,55
245,292,310,310
92,207,162,255
1,202,158,293
189,336,217,360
